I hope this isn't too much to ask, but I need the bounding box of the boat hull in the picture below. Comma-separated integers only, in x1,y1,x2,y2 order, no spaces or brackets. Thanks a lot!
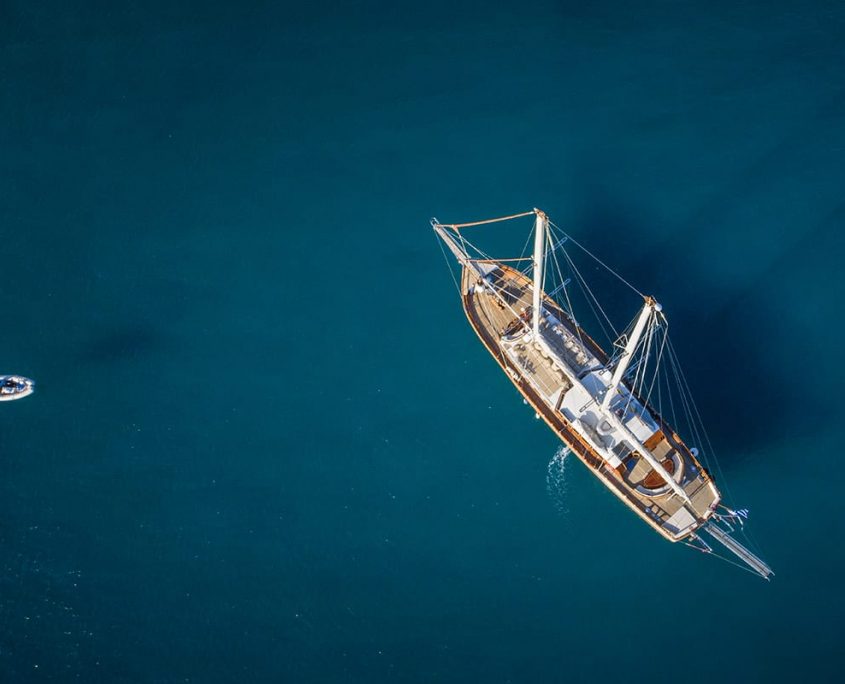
0,375,35,402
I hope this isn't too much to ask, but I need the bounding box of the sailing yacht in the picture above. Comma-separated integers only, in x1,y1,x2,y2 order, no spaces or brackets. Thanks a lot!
433,209,773,579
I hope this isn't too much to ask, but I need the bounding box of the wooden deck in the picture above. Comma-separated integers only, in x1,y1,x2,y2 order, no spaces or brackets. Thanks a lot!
461,264,720,541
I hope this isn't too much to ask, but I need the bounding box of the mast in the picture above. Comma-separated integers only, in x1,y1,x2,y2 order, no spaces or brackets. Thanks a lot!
601,297,659,410
595,296,691,503
532,209,547,336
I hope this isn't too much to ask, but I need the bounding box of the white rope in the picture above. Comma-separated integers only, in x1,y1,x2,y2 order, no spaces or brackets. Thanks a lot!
655,358,663,421
569,244,619,341
664,360,679,432
435,231,462,297
663,337,770,556
548,219,646,298
654,332,752,559
663,336,765,573
623,324,647,415
668,340,718,479
560,243,617,346
517,227,534,274
545,225,585,347
643,316,668,410
623,310,655,416
684,539,764,578
665,338,709,471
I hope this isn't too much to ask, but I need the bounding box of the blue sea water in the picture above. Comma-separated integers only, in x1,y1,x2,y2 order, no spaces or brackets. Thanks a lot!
1,1,843,681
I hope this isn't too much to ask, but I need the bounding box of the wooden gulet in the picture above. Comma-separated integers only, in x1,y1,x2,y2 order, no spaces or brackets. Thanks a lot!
433,209,773,580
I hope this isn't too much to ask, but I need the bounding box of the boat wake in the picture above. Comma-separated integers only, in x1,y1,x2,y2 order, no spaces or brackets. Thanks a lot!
546,445,572,516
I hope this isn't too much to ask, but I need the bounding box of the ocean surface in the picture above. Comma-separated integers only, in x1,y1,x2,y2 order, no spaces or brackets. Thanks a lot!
1,1,843,681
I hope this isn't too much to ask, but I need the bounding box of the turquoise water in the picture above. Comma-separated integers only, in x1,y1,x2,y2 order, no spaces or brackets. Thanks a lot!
1,1,843,681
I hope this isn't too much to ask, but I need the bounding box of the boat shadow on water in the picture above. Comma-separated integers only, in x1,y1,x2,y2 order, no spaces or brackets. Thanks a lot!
572,205,803,464
76,326,162,364
433,206,777,577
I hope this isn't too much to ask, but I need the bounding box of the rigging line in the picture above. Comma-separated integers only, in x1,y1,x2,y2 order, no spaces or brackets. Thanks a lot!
663,357,680,436
681,538,762,578
549,236,582,345
458,231,534,286
634,320,655,400
643,319,669,410
623,311,655,416
664,341,696,448
665,339,757,555
667,339,719,461
455,230,493,262
607,314,638,369
738,509,765,557
623,321,648,415
444,225,484,260
630,319,656,415
701,540,768,578
458,230,470,259
549,234,575,320
619,313,639,347
518,226,534,274
666,341,704,460
545,223,569,303
435,231,462,297
561,278,580,342
640,315,657,394
656,361,663,423
645,324,668,413
546,229,584,350
547,229,586,348
560,241,620,342
664,340,688,425
561,246,615,346
562,247,606,347
545,224,567,305
665,340,716,481
651,349,667,421
548,219,645,298
639,315,657,398
441,210,536,229
666,339,717,478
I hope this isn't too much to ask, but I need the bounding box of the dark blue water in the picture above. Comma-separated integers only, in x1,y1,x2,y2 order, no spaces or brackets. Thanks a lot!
1,1,843,681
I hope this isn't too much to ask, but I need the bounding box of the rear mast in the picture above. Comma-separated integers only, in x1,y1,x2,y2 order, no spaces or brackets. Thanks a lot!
594,297,692,504
601,297,660,410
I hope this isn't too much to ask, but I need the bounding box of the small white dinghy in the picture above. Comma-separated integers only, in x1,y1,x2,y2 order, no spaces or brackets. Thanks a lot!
0,375,35,401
